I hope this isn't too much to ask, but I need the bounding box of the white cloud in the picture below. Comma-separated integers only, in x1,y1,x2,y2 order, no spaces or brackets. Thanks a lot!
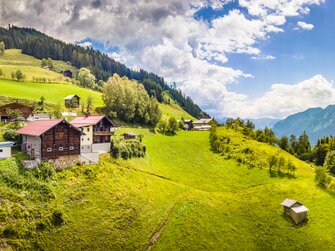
0,0,326,119
296,21,314,30
77,41,92,47
251,54,276,60
235,75,335,119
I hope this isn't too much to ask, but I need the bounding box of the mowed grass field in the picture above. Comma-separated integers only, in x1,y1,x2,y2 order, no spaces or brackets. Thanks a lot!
0,79,104,107
0,49,77,83
28,129,335,250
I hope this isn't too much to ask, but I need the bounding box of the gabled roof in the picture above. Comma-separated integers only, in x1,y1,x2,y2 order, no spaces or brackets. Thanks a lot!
291,205,309,213
124,132,137,137
70,115,115,128
64,94,80,100
193,118,212,124
280,198,302,208
17,119,82,136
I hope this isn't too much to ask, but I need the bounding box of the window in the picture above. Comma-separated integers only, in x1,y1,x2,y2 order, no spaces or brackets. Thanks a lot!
47,148,52,152
59,147,64,151
87,138,90,141
69,146,74,151
0,149,3,153
82,138,84,141
87,127,90,132
80,128,83,132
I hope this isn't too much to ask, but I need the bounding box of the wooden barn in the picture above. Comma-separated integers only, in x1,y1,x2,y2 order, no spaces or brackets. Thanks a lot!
17,119,83,161
63,70,73,78
281,198,309,224
0,102,34,122
123,132,137,140
64,94,80,108
70,114,116,153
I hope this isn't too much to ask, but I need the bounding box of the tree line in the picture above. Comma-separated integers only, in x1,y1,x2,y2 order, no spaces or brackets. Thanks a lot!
0,26,207,119
222,117,335,169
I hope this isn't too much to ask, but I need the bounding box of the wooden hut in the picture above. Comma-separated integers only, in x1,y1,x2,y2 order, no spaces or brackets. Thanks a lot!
63,70,73,78
17,119,83,161
123,132,137,140
281,198,309,224
64,94,80,108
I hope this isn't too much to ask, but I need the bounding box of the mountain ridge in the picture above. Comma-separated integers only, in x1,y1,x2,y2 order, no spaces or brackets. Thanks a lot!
273,104,335,144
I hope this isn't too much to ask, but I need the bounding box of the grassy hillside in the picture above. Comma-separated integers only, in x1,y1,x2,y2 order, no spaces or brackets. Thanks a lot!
0,49,77,83
0,49,195,119
0,79,104,107
2,128,335,250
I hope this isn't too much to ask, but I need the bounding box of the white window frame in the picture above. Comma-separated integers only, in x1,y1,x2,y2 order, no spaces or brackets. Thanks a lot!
69,146,74,151
47,148,52,152
59,147,64,151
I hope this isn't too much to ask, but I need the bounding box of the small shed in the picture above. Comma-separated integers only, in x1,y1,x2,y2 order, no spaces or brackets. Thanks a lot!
0,141,15,160
281,198,309,224
123,132,137,140
63,70,73,78
64,94,80,108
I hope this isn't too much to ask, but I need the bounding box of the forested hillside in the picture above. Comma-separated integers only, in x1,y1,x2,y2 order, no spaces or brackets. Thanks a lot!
0,26,207,119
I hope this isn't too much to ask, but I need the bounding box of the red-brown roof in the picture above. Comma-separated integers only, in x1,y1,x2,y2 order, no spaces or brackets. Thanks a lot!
70,115,115,127
17,119,82,136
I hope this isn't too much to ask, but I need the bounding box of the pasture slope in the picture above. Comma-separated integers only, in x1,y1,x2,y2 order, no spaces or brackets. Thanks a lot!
0,49,193,119
1,128,335,250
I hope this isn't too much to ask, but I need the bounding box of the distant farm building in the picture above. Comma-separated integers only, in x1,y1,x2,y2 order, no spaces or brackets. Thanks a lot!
70,115,116,154
27,113,51,122
63,70,73,78
0,141,15,160
17,119,82,161
123,132,137,140
0,102,34,122
183,120,193,130
192,118,212,131
281,198,309,224
64,94,80,108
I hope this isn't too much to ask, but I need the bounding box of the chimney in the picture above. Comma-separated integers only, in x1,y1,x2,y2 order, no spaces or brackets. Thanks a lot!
85,112,90,117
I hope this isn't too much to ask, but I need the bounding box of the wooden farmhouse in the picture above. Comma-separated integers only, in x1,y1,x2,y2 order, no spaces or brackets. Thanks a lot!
123,132,137,140
0,141,15,159
64,94,80,108
70,115,116,153
192,118,212,131
281,198,309,224
17,119,82,161
0,102,34,122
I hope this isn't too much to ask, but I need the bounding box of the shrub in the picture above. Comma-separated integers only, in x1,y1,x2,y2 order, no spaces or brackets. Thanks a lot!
51,209,64,227
111,139,146,159
3,129,21,144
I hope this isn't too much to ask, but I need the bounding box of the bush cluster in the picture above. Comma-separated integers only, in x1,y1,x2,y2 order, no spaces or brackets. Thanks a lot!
111,139,146,159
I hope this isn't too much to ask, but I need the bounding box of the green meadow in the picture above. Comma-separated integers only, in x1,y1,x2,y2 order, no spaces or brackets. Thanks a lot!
0,49,77,83
2,129,335,250
0,79,104,107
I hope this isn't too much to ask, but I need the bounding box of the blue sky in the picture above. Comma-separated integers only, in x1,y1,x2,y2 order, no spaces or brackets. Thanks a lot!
1,0,333,119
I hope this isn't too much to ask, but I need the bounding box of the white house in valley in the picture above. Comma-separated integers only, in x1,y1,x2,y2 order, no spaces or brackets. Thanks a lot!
70,114,116,154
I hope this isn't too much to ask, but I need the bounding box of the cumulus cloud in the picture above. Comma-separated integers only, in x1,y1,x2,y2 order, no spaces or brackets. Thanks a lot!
235,75,335,119
296,21,314,30
0,0,326,119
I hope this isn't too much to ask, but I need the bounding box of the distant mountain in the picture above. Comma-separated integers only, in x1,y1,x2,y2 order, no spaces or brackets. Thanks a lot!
273,105,335,144
249,118,281,129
